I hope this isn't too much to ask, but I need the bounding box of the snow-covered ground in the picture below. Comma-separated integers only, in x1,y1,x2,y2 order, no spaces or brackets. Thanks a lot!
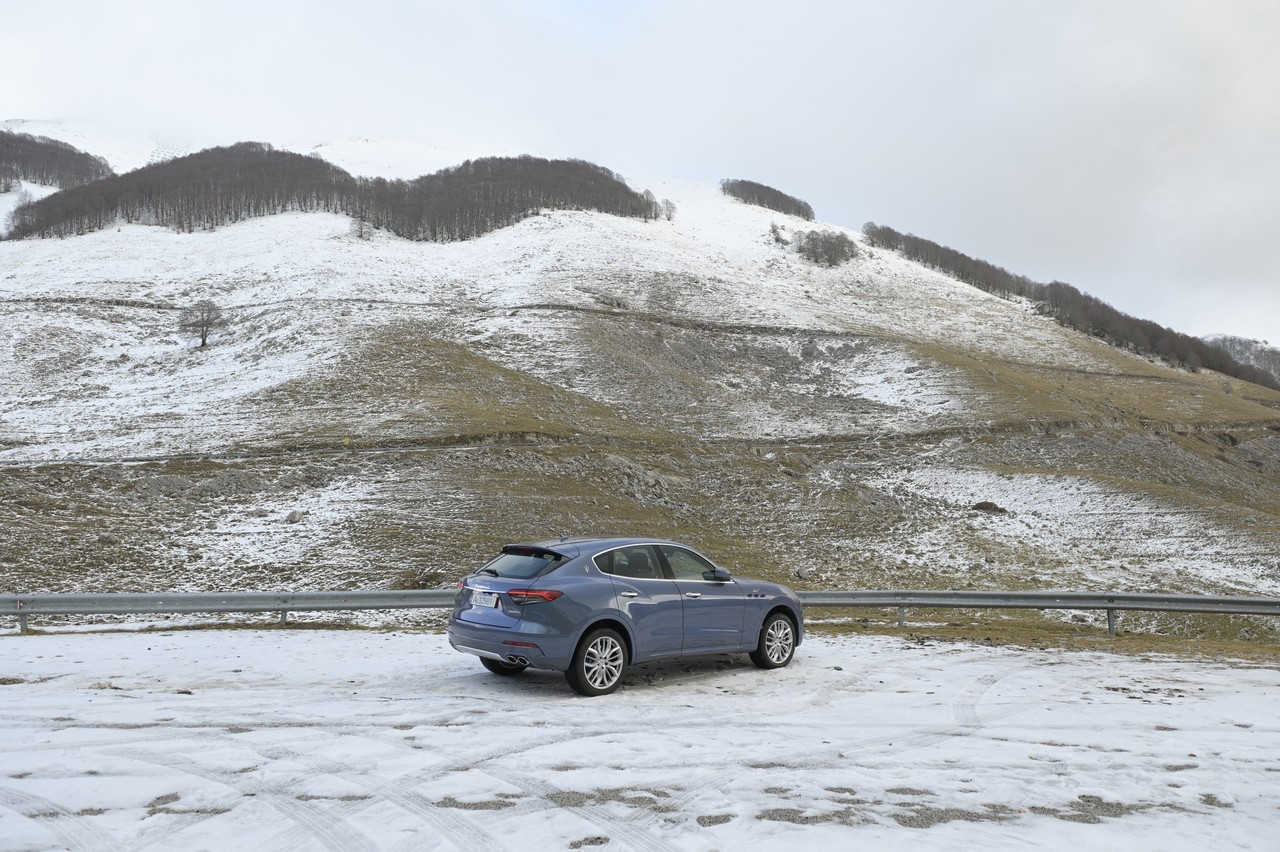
2,628,1276,851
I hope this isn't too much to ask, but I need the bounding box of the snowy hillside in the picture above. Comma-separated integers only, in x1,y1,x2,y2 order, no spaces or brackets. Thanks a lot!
0,180,57,237
0,118,188,175
0,170,1169,461
2,127,1279,642
1204,334,1280,387
0,153,1133,473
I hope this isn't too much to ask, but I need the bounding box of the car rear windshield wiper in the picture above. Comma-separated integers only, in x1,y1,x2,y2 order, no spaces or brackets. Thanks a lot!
476,567,500,577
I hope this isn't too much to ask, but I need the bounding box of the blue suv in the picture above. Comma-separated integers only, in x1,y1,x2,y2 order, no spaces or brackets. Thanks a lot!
448,536,804,695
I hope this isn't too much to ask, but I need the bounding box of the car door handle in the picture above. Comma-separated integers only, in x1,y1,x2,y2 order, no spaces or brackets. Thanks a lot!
684,592,702,598
620,591,639,598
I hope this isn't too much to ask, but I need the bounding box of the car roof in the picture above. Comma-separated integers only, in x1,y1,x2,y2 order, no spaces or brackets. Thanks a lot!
508,536,687,560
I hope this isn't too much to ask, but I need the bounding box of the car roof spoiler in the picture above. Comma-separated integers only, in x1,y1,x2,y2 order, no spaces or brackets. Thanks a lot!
503,542,581,560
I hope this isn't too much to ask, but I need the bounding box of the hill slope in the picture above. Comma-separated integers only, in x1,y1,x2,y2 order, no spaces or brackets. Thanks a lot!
1,135,1278,642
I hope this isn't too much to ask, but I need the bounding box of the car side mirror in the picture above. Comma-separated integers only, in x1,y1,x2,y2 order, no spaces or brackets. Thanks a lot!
711,566,732,582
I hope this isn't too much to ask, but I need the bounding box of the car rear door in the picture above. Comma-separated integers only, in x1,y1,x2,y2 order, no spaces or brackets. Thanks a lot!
596,545,684,659
657,545,746,653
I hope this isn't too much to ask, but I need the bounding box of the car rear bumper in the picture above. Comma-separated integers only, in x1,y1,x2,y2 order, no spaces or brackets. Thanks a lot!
448,618,574,671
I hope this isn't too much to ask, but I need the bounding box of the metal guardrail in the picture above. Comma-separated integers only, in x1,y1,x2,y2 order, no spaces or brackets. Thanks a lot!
1,590,456,633
4,589,1279,636
798,590,1280,636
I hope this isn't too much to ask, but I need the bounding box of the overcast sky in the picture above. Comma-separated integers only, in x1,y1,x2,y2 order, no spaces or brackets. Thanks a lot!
4,0,1277,343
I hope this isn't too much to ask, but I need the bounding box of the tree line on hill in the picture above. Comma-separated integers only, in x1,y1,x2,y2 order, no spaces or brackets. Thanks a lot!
0,130,114,191
349,156,666,242
721,179,814,220
3,142,671,242
5,143,351,237
861,221,1280,390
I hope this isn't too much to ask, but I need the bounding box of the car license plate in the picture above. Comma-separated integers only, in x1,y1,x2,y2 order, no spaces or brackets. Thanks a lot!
471,591,498,608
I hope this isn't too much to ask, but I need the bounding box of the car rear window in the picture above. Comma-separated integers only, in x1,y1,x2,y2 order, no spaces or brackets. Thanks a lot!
480,547,565,579
594,545,663,579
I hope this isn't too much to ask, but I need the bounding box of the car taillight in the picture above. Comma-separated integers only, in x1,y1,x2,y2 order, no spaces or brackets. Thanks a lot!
507,589,563,604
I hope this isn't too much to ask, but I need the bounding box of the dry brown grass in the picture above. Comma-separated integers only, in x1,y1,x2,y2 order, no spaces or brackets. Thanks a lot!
807,607,1280,659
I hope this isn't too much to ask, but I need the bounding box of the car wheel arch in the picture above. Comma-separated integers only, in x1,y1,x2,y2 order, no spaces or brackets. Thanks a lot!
573,617,635,665
762,605,801,641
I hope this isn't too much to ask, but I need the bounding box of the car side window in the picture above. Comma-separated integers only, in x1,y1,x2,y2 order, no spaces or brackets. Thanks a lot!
595,545,661,580
660,546,718,581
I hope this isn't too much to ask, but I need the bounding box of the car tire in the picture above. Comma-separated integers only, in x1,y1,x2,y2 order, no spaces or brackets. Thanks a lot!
565,628,626,696
750,612,796,669
481,657,528,676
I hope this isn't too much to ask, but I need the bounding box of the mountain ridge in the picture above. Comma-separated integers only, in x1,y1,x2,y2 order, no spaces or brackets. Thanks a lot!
4,123,1271,391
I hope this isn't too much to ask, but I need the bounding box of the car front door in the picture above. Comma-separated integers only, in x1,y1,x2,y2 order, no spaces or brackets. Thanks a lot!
658,545,746,653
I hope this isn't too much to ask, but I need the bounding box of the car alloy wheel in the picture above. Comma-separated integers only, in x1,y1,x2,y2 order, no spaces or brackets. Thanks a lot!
750,613,795,669
566,628,626,696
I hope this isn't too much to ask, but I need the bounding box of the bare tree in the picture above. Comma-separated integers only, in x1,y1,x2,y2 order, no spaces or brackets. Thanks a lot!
642,189,659,220
661,198,676,221
794,229,857,266
179,300,228,347
4,188,32,234
349,215,372,240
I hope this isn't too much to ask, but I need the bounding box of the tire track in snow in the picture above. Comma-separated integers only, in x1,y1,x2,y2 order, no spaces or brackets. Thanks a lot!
266,749,515,852
473,767,674,852
274,715,673,851
237,729,528,852
0,784,117,851
109,748,377,852
626,660,1039,834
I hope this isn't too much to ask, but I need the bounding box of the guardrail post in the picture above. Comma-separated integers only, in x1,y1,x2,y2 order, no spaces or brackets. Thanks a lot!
279,610,288,628
1106,609,1116,637
19,612,29,634
897,606,905,628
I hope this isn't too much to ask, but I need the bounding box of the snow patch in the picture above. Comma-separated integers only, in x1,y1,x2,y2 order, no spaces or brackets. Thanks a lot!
1,629,1276,849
